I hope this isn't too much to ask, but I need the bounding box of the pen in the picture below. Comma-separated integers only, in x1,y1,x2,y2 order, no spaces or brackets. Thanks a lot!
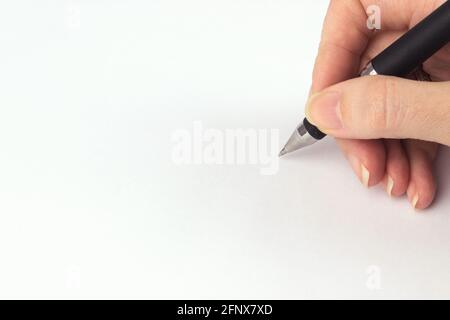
279,0,450,157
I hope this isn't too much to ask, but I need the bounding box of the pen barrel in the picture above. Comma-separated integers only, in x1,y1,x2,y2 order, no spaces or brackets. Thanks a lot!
372,0,450,76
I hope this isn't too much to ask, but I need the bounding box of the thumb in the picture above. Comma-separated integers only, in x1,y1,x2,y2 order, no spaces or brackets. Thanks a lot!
305,76,450,146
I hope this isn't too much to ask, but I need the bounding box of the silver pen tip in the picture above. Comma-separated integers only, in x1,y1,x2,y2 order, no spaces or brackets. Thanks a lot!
278,148,288,157
279,124,319,157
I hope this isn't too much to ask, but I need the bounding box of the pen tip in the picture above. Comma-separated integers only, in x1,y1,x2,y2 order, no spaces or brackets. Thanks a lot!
279,148,287,157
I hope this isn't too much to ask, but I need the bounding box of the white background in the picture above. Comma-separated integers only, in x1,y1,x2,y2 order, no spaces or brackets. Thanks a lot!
0,0,450,299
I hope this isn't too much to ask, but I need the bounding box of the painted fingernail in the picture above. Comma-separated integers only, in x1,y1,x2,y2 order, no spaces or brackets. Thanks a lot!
361,164,370,188
387,176,394,197
412,194,419,210
306,91,342,130
348,155,370,188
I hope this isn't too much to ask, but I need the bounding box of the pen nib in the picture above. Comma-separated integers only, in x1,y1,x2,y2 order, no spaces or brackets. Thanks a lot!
279,124,319,157
278,148,288,157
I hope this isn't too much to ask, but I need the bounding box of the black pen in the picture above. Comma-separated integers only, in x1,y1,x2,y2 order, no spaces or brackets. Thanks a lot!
280,0,450,157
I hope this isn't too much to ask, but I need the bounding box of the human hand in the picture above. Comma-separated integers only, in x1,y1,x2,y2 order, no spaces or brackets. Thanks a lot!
307,0,450,210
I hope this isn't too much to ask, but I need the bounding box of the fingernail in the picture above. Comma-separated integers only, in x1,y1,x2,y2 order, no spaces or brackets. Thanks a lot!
348,155,370,188
306,91,342,130
412,194,419,210
361,164,370,188
387,176,394,197
407,184,420,210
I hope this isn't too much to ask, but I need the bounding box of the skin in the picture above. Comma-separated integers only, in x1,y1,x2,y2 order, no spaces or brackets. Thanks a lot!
308,0,450,210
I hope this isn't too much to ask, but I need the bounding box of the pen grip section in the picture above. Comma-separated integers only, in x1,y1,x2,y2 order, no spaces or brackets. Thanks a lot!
302,118,326,140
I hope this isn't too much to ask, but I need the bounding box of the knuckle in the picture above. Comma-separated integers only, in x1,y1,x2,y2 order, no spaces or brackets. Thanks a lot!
368,77,403,132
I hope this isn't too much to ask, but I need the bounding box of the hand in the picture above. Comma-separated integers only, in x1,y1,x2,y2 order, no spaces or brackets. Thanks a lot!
307,0,450,210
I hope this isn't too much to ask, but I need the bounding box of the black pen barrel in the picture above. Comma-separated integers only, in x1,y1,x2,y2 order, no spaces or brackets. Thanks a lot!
372,1,450,76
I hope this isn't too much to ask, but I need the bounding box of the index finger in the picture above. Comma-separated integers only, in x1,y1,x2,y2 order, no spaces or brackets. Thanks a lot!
312,0,370,92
